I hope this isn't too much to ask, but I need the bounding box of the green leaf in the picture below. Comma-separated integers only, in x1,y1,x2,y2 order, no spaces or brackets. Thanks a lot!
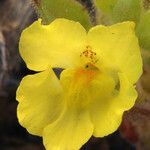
94,0,117,15
136,10,150,50
112,0,142,23
36,0,92,30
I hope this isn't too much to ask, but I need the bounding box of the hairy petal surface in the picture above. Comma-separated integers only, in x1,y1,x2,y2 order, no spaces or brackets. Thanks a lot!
16,69,64,136
19,18,86,71
87,22,142,84
60,68,115,107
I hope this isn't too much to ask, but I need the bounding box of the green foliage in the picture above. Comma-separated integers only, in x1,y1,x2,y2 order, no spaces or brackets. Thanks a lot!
136,10,150,50
112,0,142,23
94,0,117,14
36,0,92,30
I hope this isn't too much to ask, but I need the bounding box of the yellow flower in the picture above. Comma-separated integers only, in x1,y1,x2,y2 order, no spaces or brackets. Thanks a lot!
16,18,142,150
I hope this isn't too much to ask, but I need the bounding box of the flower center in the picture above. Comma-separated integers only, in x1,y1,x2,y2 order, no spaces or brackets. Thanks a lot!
75,45,100,85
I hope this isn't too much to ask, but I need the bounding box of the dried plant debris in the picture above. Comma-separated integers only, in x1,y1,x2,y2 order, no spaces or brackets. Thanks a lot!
121,93,150,150
0,0,38,149
0,0,36,96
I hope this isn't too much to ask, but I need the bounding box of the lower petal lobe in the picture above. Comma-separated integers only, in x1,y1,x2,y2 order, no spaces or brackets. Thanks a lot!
89,73,137,137
16,69,64,136
43,107,93,150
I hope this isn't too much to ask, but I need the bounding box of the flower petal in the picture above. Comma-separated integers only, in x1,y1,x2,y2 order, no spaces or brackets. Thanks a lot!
88,22,142,84
16,69,64,136
43,107,93,150
89,73,137,137
60,68,116,107
19,18,87,71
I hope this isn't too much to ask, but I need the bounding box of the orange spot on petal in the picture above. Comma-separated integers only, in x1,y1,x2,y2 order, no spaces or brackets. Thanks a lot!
74,66,98,84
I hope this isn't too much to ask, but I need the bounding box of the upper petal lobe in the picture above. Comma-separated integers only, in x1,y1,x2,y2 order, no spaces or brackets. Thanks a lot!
19,18,87,71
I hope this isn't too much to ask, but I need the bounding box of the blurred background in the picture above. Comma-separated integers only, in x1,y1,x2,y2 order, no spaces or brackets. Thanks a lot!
0,0,150,150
